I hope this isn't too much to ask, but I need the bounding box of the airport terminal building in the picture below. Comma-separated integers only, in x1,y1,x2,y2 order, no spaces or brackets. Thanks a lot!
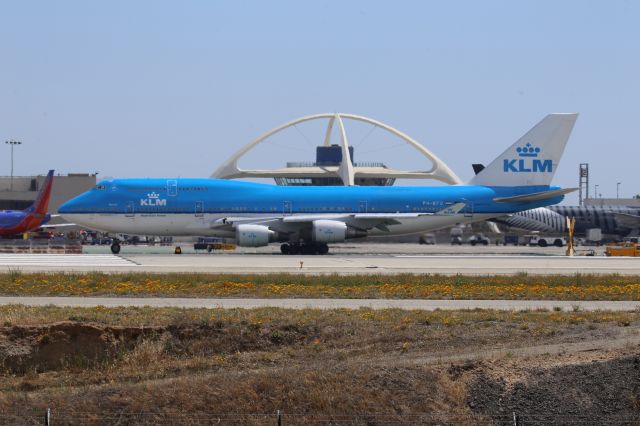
0,173,96,212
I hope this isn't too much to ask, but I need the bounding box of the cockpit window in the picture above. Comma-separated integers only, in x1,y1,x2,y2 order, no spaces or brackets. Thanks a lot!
95,185,106,190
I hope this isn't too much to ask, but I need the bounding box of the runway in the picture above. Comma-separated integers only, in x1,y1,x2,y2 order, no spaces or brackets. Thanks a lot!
0,252,638,275
1,296,639,311
0,254,137,268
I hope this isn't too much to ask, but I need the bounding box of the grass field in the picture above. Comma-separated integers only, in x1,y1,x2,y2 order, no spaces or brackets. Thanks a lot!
1,306,639,425
2,271,640,299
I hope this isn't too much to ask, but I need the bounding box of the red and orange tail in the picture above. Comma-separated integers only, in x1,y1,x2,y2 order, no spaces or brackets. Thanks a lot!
26,170,54,216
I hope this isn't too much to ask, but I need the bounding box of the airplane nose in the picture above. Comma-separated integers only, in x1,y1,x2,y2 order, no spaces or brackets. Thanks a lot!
58,193,88,214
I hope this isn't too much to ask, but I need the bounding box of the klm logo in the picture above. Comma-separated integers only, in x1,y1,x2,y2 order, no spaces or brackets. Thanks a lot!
140,192,167,207
503,143,552,173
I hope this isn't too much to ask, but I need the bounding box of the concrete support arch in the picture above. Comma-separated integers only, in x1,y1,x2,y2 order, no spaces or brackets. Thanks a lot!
212,113,462,186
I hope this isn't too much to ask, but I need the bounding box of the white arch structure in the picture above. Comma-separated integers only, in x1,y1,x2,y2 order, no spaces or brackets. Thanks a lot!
212,113,462,186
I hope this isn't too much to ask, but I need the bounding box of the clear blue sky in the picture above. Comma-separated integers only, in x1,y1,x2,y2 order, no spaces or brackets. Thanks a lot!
1,0,638,203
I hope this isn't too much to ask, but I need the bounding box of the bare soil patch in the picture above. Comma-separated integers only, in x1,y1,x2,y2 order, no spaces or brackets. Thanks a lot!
0,307,639,424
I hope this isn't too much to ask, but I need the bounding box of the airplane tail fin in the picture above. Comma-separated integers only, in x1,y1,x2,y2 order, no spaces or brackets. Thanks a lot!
25,170,54,216
469,114,578,187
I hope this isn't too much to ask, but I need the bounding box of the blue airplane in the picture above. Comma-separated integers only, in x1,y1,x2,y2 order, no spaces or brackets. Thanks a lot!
0,170,55,237
60,114,578,254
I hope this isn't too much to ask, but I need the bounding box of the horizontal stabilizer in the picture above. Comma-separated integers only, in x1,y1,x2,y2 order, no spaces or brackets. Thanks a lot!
436,202,466,215
40,223,76,228
493,188,577,203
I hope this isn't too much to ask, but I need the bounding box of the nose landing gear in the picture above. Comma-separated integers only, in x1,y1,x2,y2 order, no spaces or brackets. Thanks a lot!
110,239,121,254
280,242,329,255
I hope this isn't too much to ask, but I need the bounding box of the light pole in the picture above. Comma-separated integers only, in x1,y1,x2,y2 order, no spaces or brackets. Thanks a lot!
617,182,621,199
594,184,599,200
5,140,22,191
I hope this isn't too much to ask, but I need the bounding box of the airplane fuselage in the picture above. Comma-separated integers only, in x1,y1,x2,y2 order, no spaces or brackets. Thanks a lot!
0,211,51,237
503,205,640,237
60,178,565,238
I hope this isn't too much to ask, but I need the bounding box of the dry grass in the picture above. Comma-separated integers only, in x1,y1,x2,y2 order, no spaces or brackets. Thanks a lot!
2,304,639,328
2,305,639,424
1,271,640,300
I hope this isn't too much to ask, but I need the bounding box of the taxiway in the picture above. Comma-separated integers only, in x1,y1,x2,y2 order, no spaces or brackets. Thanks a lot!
0,252,638,275
1,296,639,311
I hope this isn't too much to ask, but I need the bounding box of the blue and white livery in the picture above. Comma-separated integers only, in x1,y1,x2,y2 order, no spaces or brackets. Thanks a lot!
60,114,578,254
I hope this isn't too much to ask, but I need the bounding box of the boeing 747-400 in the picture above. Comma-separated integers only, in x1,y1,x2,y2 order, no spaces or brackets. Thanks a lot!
59,114,578,254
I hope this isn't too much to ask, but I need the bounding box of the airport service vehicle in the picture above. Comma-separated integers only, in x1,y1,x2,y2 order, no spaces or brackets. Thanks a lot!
525,235,566,247
450,236,463,245
0,170,56,238
502,234,520,245
606,242,640,257
467,233,490,246
59,114,578,255
418,233,436,245
449,226,464,245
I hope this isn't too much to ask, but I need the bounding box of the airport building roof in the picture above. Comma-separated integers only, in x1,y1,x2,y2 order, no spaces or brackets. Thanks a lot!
584,198,640,207
0,173,97,212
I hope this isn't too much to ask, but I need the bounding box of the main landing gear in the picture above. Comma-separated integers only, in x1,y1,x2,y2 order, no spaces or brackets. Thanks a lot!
280,242,329,255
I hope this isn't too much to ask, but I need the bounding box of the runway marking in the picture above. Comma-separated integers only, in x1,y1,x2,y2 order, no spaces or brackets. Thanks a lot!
0,254,138,268
0,297,639,311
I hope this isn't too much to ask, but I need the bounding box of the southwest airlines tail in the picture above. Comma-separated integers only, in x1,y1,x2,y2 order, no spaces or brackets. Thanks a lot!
25,170,54,216
469,113,578,187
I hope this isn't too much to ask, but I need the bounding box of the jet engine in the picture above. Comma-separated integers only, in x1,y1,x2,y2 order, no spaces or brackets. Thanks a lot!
312,220,366,243
235,224,275,247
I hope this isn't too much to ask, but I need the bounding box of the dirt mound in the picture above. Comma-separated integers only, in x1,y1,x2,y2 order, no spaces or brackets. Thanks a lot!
0,320,314,374
467,355,640,425
0,322,162,373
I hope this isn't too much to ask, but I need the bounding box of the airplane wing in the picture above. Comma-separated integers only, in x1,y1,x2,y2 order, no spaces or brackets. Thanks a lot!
40,223,77,228
493,188,577,203
612,213,640,230
210,203,466,233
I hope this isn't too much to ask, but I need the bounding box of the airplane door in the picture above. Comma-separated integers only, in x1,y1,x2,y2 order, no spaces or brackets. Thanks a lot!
167,180,178,197
283,200,292,215
359,201,368,213
125,202,135,218
195,201,204,217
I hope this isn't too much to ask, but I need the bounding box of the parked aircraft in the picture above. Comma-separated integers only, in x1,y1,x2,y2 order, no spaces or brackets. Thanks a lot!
59,114,578,254
497,205,640,237
0,170,55,237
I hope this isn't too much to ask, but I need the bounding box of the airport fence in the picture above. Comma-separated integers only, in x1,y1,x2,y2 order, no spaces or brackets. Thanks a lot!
1,409,638,425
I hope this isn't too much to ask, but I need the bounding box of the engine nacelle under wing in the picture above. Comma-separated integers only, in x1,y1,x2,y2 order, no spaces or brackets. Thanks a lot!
236,224,274,247
312,220,347,243
311,220,367,243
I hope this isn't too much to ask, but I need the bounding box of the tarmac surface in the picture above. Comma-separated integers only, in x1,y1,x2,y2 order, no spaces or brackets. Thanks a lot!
1,296,638,311
0,248,638,274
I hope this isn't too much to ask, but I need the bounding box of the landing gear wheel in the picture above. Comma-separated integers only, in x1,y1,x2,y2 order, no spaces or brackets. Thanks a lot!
289,244,301,255
174,246,182,254
281,243,329,255
110,243,121,254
